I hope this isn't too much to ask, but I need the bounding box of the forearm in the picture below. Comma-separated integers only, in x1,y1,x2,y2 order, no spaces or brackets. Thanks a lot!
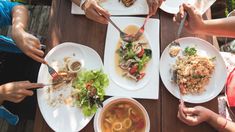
71,0,81,6
200,17,235,38
12,5,28,32
11,5,28,44
207,111,235,132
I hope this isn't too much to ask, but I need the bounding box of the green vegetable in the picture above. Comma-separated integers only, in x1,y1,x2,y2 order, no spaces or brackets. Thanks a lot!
184,47,197,56
125,49,136,59
72,70,109,116
138,54,150,71
144,49,152,58
126,43,133,48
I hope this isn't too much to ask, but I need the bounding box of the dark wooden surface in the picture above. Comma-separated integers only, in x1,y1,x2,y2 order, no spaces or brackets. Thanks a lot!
33,0,218,132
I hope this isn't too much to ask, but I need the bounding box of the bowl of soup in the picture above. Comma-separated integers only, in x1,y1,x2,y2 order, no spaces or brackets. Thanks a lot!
94,97,150,132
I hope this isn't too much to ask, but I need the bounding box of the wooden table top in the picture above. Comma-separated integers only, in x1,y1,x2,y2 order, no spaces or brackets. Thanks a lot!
33,0,218,132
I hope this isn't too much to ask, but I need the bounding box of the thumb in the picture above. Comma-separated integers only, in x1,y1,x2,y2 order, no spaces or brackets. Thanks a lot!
182,3,195,17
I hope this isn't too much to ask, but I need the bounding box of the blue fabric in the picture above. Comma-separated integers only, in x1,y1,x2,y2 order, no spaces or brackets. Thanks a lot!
0,35,22,53
0,106,19,125
0,1,21,28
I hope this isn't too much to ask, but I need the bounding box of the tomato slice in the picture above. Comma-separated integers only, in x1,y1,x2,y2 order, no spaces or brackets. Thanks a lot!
129,65,138,75
137,48,145,58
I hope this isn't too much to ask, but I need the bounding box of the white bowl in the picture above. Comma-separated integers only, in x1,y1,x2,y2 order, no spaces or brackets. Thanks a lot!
94,97,150,132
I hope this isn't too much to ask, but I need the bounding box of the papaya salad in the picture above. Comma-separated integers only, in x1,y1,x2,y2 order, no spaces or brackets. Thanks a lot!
117,40,152,82
173,47,215,95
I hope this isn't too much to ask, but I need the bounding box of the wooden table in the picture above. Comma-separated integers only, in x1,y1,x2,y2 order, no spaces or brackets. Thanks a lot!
34,0,218,131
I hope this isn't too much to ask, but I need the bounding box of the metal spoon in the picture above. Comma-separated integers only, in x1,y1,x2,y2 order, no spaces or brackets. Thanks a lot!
169,12,188,57
105,16,134,42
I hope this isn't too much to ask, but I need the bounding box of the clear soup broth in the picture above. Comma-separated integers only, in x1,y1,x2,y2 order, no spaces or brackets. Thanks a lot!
101,101,146,132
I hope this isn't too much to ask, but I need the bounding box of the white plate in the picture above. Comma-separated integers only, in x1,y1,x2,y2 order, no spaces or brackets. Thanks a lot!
37,42,103,132
93,97,150,132
160,0,189,14
104,17,160,99
160,37,227,103
71,0,148,15
160,0,215,14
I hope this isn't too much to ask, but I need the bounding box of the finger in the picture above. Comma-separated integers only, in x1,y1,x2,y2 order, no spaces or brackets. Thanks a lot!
28,53,45,63
179,5,184,19
32,48,44,57
24,83,44,90
151,4,157,16
29,36,41,49
18,89,34,96
182,107,197,115
94,4,110,18
148,4,153,15
182,3,195,16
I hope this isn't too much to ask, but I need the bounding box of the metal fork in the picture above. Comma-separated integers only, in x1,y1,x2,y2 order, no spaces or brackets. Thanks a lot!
45,62,63,82
132,15,150,41
105,16,134,42
169,12,188,57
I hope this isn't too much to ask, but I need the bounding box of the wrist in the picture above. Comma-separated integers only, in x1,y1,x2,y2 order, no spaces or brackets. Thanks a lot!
195,20,207,34
12,27,26,43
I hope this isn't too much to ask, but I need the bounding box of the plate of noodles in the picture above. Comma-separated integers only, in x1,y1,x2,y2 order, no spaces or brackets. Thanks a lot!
93,96,150,132
160,37,227,103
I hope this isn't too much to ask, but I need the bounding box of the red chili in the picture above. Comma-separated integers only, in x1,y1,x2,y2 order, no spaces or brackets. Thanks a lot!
137,73,145,80
129,65,138,75
137,48,145,58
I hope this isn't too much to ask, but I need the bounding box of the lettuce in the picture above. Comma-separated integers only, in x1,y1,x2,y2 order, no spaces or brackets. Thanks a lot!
72,70,109,116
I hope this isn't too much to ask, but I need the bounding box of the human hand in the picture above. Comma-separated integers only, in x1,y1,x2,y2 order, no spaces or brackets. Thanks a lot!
173,3,205,34
82,0,110,24
0,81,44,103
12,29,45,63
146,0,165,16
177,104,212,126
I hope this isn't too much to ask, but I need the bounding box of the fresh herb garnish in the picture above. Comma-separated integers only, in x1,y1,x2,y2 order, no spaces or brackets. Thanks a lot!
209,56,216,61
184,47,197,56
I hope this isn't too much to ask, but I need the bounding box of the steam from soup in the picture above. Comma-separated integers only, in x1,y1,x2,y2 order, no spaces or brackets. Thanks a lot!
101,101,146,132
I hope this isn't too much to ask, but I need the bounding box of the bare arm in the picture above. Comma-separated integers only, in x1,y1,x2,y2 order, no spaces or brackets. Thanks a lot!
202,18,235,38
178,104,235,132
11,5,28,32
174,3,235,38
208,111,235,132
11,5,45,63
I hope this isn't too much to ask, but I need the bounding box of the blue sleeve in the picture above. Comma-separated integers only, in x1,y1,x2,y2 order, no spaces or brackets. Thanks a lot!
0,1,21,28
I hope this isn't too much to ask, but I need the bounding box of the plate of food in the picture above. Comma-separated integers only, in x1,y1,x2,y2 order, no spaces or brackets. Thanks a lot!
104,17,159,91
93,97,150,132
71,0,148,15
37,42,109,132
160,0,188,14
104,17,159,99
160,0,215,14
160,37,227,103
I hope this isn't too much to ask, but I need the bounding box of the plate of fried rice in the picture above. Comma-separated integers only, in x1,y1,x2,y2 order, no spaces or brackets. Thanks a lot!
160,37,227,103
